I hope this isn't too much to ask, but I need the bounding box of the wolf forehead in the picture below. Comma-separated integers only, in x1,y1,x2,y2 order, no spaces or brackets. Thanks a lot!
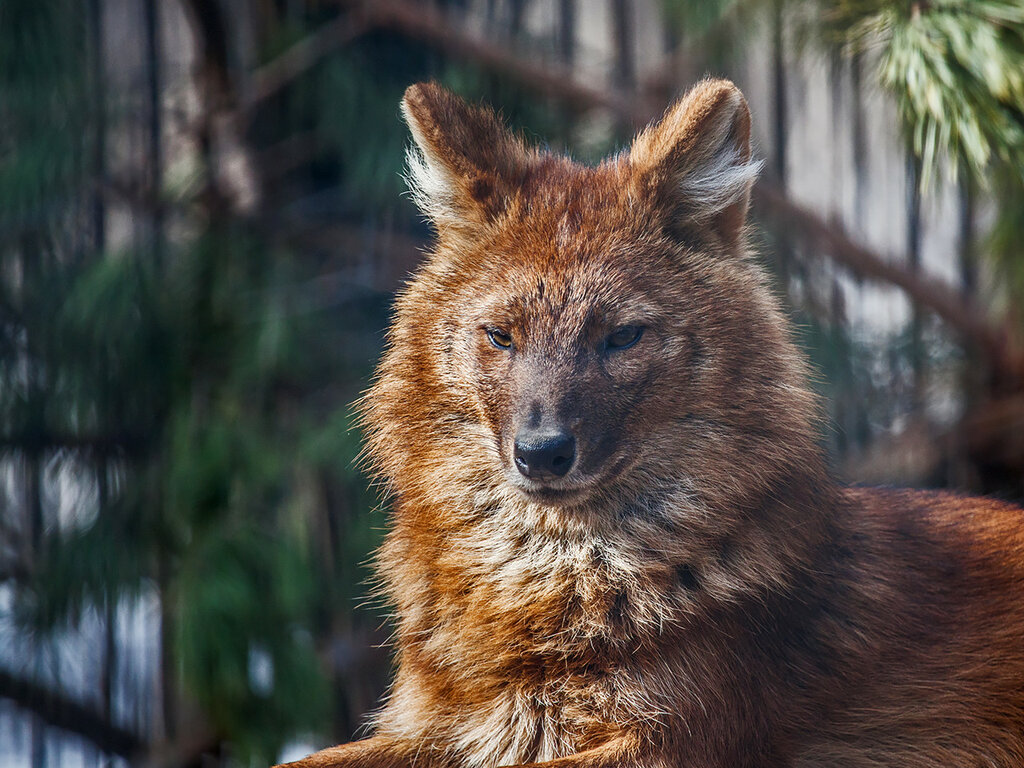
426,155,667,261
413,138,716,267
427,230,691,336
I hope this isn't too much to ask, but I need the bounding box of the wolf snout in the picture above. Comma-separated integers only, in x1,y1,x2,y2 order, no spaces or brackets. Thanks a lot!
513,429,576,479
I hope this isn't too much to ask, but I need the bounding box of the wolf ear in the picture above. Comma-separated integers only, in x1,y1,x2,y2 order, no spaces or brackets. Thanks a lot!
628,79,761,249
401,83,530,233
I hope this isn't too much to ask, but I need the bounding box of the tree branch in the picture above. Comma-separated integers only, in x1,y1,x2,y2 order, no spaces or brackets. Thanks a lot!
245,13,372,112
752,184,1023,379
170,0,1024,378
338,0,1024,381
0,668,143,759
0,430,148,455
342,0,651,121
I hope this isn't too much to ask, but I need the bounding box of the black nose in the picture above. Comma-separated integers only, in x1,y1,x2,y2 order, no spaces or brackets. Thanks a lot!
514,430,576,479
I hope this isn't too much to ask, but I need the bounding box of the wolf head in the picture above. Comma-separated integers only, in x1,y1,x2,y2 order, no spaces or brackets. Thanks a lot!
362,80,824,534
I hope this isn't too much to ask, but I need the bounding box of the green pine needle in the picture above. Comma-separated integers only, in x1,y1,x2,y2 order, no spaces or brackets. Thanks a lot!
820,0,1024,185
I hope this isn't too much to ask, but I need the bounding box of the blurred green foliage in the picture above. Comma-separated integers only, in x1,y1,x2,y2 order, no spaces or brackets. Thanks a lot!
1,2,382,761
0,2,597,762
3,0,1024,765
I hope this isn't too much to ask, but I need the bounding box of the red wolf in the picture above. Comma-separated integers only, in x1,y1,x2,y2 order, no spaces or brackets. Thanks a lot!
281,80,1024,768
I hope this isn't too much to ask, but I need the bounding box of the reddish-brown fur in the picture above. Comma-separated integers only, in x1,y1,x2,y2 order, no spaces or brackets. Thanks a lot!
281,80,1024,768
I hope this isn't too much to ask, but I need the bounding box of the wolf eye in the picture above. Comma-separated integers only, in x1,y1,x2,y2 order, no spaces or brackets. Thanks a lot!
486,328,513,350
605,325,643,351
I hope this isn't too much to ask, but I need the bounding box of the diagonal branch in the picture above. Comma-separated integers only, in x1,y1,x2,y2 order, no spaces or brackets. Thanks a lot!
177,0,1023,379
245,14,372,112
0,430,149,455
752,185,1023,379
0,668,143,759
338,0,651,120
245,0,647,121
337,0,1024,381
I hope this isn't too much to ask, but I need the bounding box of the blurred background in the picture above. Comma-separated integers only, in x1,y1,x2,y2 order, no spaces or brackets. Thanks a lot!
1,0,1022,765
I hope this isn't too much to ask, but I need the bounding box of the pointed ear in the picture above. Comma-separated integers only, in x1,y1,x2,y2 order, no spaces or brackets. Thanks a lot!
628,79,761,249
401,82,531,233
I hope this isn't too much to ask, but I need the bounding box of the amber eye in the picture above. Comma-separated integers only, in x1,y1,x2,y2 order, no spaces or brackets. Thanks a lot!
486,328,513,350
605,325,644,351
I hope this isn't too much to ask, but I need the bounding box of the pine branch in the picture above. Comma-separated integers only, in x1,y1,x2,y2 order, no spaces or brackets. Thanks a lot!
172,0,1024,375
332,0,1024,381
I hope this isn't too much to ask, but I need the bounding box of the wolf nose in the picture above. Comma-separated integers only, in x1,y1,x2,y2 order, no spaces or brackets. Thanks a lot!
514,430,576,479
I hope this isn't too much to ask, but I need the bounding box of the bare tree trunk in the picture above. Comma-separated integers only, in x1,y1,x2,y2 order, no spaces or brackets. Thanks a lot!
91,3,115,755
770,0,793,282
144,0,163,272
97,461,117,768
89,0,106,254
556,0,576,133
558,0,575,66
508,0,529,38
28,455,46,768
770,0,787,188
959,175,977,299
905,148,924,410
610,0,634,90
159,553,176,743
850,52,867,233
950,173,981,487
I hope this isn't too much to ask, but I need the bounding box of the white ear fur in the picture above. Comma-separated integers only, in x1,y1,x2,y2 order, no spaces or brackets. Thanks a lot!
678,138,763,222
403,131,460,228
629,80,760,238
399,83,530,234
